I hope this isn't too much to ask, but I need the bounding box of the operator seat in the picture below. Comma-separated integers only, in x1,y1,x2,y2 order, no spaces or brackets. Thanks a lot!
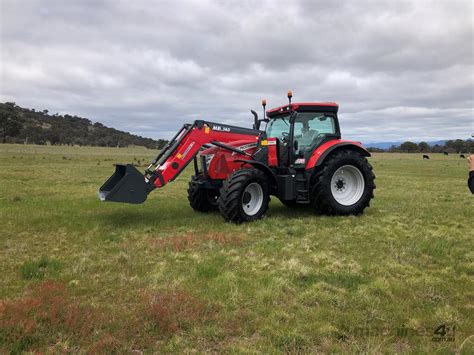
297,130,318,154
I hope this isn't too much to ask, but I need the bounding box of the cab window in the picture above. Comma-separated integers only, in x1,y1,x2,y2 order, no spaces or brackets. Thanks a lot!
294,113,336,152
266,115,290,139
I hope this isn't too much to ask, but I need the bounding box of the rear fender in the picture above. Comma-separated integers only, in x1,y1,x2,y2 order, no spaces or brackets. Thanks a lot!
306,140,371,169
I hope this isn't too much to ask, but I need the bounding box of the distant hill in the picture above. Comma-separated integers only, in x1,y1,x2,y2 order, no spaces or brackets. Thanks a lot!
0,102,168,149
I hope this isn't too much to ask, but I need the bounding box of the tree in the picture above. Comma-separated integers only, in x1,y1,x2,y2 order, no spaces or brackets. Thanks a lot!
451,139,467,153
388,145,400,153
0,109,22,143
400,141,419,153
367,147,385,153
418,141,430,152
45,129,61,145
431,144,442,153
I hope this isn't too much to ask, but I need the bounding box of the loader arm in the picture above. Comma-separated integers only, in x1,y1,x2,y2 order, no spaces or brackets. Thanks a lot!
99,120,261,204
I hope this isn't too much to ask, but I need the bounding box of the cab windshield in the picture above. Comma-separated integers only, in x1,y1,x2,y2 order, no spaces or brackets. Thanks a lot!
265,114,291,140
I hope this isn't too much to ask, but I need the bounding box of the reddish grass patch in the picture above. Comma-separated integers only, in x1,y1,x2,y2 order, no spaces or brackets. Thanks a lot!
144,289,210,336
0,282,215,352
88,334,121,354
224,308,255,337
0,281,96,353
153,232,244,251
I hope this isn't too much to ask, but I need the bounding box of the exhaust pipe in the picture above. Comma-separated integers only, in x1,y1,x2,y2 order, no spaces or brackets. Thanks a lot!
98,164,148,204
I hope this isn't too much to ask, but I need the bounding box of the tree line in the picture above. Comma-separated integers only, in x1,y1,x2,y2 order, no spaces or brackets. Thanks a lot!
368,139,473,153
0,102,168,149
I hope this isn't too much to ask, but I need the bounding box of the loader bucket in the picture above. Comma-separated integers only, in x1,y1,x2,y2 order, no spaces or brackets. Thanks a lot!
98,164,148,204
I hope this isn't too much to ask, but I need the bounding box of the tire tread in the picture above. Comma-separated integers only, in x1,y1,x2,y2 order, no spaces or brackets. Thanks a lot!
218,169,270,223
187,175,218,212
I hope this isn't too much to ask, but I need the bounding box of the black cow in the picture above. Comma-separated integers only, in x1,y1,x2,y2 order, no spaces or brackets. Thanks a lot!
423,155,430,159
460,154,466,158
443,152,449,155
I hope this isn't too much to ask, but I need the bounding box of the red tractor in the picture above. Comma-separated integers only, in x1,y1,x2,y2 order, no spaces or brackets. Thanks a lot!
99,92,375,223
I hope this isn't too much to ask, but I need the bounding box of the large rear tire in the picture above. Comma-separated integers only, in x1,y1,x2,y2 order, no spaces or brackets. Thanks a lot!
187,175,219,212
310,150,375,215
218,169,270,223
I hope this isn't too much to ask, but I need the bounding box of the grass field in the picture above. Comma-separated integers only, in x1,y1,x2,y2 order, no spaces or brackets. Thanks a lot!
0,144,473,353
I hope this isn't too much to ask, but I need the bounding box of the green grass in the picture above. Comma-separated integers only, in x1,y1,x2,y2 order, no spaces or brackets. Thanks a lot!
0,144,473,353
19,256,62,280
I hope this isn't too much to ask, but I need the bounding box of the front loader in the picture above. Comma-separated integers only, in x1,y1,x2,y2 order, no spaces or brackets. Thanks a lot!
99,92,375,223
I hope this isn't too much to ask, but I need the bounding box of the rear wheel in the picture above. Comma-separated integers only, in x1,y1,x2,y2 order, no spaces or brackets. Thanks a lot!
218,169,270,223
310,150,375,215
187,175,219,212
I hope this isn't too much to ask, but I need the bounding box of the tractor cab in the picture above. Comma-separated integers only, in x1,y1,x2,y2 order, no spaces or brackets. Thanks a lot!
264,100,340,168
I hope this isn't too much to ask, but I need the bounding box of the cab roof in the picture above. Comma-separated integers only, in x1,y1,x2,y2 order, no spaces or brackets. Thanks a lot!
266,102,338,118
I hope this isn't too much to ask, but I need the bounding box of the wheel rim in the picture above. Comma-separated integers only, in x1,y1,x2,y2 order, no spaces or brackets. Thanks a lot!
242,182,264,216
330,165,365,206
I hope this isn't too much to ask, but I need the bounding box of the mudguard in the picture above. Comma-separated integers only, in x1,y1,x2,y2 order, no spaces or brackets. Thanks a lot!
306,140,371,169
234,159,278,191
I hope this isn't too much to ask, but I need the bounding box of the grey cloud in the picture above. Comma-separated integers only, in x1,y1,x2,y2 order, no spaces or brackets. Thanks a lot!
0,0,472,142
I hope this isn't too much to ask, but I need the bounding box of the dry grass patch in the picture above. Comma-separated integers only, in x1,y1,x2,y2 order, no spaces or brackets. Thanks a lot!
153,232,244,252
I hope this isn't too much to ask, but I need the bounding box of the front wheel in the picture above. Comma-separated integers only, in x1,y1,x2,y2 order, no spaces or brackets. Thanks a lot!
310,150,375,215
187,175,219,212
218,169,270,223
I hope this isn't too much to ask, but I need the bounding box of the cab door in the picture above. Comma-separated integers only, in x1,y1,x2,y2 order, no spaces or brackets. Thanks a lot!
291,112,340,166
265,114,292,167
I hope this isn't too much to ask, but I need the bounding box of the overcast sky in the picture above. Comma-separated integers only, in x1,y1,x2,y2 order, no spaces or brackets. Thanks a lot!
1,0,473,142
